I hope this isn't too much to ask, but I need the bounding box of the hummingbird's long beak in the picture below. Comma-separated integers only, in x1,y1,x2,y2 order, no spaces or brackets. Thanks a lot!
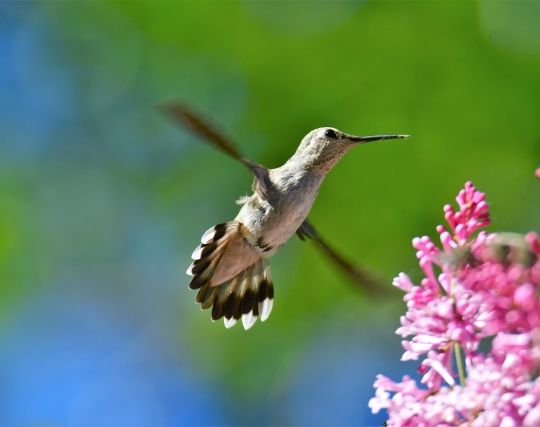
345,134,410,144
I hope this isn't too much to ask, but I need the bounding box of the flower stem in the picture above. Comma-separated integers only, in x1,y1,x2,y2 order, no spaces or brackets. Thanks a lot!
454,342,466,386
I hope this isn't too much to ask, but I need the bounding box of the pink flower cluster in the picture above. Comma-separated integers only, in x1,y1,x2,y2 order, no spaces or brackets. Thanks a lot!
369,182,540,426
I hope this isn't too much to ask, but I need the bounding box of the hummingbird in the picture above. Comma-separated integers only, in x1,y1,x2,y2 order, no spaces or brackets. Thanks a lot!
161,102,408,330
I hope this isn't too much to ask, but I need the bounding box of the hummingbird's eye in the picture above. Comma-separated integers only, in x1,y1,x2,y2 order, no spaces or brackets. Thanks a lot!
324,129,337,139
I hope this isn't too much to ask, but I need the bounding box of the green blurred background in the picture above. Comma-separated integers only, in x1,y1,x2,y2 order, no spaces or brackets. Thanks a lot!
1,1,540,426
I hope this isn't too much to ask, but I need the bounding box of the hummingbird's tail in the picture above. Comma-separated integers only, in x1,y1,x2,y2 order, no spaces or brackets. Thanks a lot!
186,222,274,330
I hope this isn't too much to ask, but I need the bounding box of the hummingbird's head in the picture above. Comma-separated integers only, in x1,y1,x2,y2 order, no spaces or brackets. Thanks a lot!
295,127,408,174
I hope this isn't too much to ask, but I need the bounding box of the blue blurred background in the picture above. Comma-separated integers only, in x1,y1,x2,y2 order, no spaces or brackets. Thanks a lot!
1,1,540,426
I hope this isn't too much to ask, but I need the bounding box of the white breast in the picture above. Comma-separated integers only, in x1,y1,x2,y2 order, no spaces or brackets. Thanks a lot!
235,173,323,256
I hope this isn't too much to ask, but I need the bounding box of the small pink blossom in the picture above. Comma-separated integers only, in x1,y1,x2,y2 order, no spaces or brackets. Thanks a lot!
371,182,540,426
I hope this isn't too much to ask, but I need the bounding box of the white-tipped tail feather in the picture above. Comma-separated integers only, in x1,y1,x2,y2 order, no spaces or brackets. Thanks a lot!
224,317,237,329
191,246,204,260
259,298,273,322
187,222,275,330
201,225,218,244
242,312,257,330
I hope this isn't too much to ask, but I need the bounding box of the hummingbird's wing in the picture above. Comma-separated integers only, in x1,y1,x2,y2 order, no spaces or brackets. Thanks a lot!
297,220,389,296
159,101,272,198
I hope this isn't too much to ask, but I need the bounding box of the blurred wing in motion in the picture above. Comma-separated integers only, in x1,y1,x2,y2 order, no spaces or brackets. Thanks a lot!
159,101,271,197
297,219,389,297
